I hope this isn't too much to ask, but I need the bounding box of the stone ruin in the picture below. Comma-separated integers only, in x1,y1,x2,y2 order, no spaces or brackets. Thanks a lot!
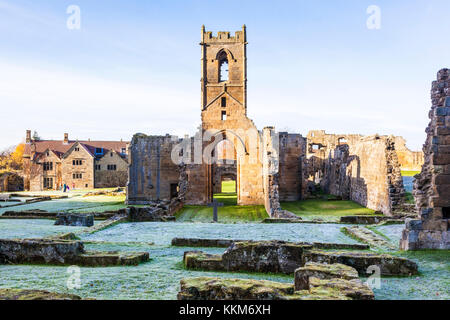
400,69,450,250
306,131,408,215
125,26,422,220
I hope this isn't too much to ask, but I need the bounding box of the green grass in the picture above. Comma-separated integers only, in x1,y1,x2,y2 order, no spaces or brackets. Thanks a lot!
175,180,268,223
405,192,415,204
221,180,236,193
175,205,268,223
401,170,420,177
281,199,378,222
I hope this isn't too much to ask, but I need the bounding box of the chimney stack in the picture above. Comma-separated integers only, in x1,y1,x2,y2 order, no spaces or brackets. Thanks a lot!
26,130,31,144
63,133,69,145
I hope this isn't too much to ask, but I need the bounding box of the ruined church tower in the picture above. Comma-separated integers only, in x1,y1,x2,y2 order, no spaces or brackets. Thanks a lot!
200,25,249,130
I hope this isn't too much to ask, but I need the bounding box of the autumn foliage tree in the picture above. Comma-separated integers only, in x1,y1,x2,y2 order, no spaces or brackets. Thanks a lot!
0,144,25,173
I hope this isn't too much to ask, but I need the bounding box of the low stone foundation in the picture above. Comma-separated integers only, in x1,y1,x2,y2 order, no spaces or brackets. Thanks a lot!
0,239,84,265
303,250,418,276
340,216,385,224
0,288,82,300
0,238,149,266
119,206,177,222
183,241,418,276
172,237,369,250
1,210,117,220
294,262,359,290
342,226,396,250
178,262,374,300
55,213,94,227
222,241,311,274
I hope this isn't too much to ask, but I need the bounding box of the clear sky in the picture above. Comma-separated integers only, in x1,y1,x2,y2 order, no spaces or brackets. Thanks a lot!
0,0,449,151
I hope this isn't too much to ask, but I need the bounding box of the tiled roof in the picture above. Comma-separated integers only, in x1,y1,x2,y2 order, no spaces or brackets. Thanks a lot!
25,140,129,160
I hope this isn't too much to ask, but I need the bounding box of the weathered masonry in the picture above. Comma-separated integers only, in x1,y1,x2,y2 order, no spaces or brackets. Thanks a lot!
306,131,407,215
126,26,418,217
401,69,450,250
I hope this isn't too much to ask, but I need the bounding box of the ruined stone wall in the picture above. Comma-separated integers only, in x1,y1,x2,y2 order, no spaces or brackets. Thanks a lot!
262,127,282,216
278,133,306,201
394,136,424,171
401,69,450,250
126,134,181,204
306,131,406,215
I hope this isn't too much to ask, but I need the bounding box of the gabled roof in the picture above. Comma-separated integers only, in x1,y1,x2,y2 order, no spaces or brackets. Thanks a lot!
62,141,94,159
25,139,129,163
33,148,62,162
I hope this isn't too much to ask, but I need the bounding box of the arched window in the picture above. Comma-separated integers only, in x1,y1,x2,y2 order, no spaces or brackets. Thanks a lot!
218,51,229,82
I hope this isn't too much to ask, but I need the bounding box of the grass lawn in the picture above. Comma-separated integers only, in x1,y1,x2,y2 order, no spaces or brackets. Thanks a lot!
281,199,378,222
0,192,128,215
401,170,420,177
175,205,268,223
175,180,268,222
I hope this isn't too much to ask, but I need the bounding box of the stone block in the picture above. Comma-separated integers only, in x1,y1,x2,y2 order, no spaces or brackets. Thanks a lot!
222,241,312,274
294,262,359,290
405,219,423,231
308,277,374,300
302,250,418,276
340,216,385,224
0,239,84,265
54,213,94,227
183,251,225,271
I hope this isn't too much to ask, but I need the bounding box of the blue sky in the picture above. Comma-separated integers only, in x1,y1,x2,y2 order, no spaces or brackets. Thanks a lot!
0,0,449,150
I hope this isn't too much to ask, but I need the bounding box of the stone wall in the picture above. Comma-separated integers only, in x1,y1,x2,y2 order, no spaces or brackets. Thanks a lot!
306,131,406,215
394,136,424,171
401,68,450,250
61,146,94,190
278,133,306,201
126,134,181,204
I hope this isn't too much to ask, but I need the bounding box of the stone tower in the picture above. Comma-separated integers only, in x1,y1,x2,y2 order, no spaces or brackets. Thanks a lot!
200,24,247,126
198,26,265,205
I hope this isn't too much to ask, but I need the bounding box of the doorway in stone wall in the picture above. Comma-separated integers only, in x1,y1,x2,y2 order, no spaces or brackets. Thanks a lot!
211,139,238,206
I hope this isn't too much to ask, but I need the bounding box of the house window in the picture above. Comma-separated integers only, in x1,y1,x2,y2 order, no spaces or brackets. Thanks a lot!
95,165,101,171
43,177,53,190
107,164,117,171
121,148,126,154
74,147,80,152
43,162,53,171
73,173,82,179
110,152,114,157
221,97,227,107
72,160,83,166
221,110,227,121
95,148,103,155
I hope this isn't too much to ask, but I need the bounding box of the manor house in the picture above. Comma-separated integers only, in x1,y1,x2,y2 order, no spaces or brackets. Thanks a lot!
23,130,129,191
